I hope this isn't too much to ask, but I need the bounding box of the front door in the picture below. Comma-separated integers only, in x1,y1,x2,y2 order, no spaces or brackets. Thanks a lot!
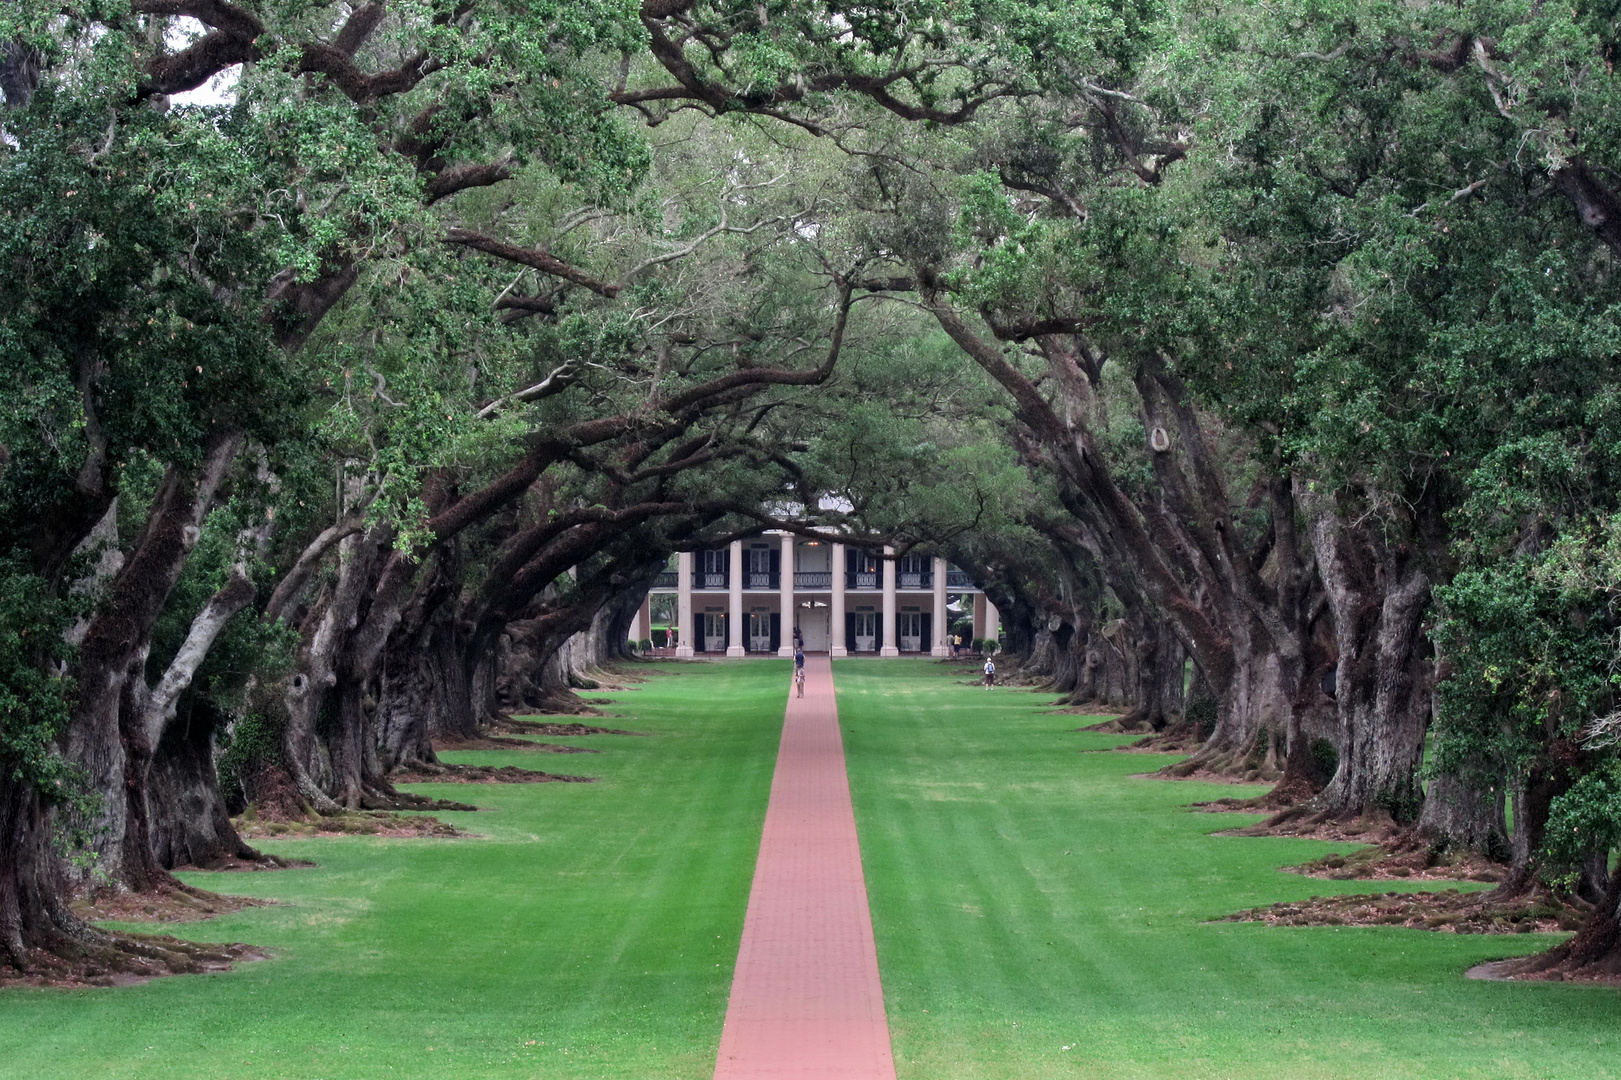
899,612,922,653
749,612,773,652
853,611,876,652
703,613,727,652
800,609,828,651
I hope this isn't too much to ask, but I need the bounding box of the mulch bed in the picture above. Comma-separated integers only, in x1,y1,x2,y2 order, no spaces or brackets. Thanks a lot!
496,719,647,736
1194,804,1510,884
391,763,594,784
72,883,268,924
234,810,470,839
433,734,601,753
1223,887,1588,934
1286,845,1505,884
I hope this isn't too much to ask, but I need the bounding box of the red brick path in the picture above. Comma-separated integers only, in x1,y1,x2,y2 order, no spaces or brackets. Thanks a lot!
712,656,897,1079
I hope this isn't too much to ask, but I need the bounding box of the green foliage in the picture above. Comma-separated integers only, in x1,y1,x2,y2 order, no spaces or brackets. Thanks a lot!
215,701,287,808
1544,762,1621,878
0,559,81,796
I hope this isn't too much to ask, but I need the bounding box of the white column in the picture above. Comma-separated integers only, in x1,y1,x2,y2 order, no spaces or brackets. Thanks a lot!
930,557,950,657
984,595,1000,651
676,552,694,658
727,540,745,657
880,545,899,657
779,533,795,656
830,542,847,657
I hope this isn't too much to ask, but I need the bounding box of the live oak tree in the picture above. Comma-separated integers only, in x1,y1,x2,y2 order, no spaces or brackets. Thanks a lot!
13,0,1621,987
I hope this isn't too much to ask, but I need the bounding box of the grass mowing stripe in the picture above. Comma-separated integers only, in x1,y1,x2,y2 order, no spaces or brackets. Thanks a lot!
836,657,1621,1080
0,659,789,1080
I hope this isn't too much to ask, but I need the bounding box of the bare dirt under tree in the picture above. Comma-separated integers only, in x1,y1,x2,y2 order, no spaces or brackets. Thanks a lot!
233,809,471,839
390,763,595,784
71,882,269,924
1223,886,1590,935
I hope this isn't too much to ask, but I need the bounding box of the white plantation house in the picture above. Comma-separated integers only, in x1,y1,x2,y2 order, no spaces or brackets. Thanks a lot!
628,535,1000,656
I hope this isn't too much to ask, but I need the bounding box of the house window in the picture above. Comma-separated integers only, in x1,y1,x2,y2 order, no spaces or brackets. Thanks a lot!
899,612,922,652
700,549,728,588
851,611,876,652
898,553,931,589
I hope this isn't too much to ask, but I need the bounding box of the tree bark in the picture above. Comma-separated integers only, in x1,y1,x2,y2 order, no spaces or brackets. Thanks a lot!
1413,770,1508,859
62,430,241,890
1305,495,1433,821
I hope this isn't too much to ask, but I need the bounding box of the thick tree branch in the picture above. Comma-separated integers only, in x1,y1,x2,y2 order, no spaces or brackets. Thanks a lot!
444,228,621,297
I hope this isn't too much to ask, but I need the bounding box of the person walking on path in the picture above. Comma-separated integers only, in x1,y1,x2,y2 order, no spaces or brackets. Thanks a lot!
794,647,807,697
982,655,996,689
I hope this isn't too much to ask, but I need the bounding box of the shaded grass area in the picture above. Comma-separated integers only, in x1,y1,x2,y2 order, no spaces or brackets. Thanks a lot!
835,658,1621,1080
0,659,790,1080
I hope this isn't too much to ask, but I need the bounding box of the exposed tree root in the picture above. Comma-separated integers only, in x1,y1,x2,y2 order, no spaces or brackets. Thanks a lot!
432,734,601,753
0,927,268,988
233,807,469,839
71,882,269,924
509,692,606,716
492,717,647,736
358,788,479,813
1159,746,1282,784
1285,844,1504,884
390,762,594,784
1203,806,1510,883
173,851,312,872
1117,723,1208,756
1075,712,1150,731
1224,885,1589,935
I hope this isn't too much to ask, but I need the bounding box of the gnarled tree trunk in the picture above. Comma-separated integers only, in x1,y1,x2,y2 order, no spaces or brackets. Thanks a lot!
1305,496,1433,821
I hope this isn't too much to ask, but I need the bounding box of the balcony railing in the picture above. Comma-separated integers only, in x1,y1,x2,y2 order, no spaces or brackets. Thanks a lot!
898,571,933,589
946,571,974,588
652,571,678,588
695,571,729,589
794,571,832,588
744,572,779,590
847,571,879,590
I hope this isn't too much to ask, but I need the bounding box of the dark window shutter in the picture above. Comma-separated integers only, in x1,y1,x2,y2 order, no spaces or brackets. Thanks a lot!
846,613,857,652
921,613,932,652
770,613,780,653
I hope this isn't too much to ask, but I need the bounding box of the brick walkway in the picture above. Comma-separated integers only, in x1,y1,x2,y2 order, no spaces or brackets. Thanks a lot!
712,657,897,1080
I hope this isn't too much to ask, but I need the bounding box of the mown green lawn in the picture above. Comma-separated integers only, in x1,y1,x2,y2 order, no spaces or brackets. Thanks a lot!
8,658,1621,1079
835,657,1621,1080
0,659,790,1080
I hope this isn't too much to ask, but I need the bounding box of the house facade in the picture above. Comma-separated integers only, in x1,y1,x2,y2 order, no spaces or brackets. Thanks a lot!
629,534,1000,656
